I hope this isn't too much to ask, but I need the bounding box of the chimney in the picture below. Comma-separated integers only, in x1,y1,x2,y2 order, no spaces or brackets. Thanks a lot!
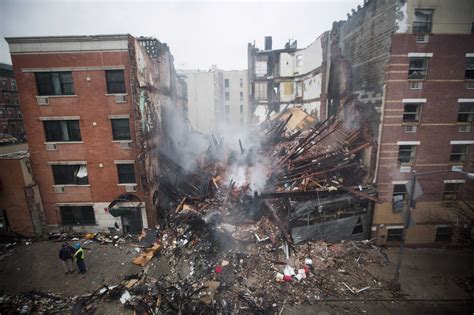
264,36,272,50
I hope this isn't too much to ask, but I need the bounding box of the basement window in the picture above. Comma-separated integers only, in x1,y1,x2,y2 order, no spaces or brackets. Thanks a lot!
443,183,461,201
60,205,95,225
35,72,74,96
386,228,403,242
111,118,131,140
117,163,136,184
449,144,468,163
398,145,416,165
408,58,428,80
43,120,81,142
105,70,126,94
52,165,89,185
457,103,474,123
435,226,453,242
403,103,421,123
465,57,474,80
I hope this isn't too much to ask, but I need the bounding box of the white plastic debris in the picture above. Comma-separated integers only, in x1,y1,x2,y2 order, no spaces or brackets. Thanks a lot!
283,265,295,276
275,272,284,282
298,269,307,279
120,290,131,304
304,258,313,265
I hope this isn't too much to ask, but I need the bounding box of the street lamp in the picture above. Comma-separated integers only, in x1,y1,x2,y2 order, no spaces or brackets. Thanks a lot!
394,170,474,287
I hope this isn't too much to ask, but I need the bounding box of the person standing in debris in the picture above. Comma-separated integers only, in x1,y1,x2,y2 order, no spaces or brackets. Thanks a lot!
59,242,75,274
73,243,87,274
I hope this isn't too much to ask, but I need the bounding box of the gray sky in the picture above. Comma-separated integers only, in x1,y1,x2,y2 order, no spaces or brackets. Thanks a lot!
0,0,361,70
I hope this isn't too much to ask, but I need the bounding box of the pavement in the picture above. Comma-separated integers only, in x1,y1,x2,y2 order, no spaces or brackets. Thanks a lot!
0,241,473,314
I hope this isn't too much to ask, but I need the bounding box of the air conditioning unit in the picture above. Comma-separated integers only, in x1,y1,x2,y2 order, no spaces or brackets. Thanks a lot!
125,185,137,193
37,97,50,105
120,142,132,149
466,82,474,89
404,125,417,133
458,125,471,133
45,143,58,151
54,186,66,194
410,81,422,90
115,95,127,103
451,165,463,172
400,166,411,173
416,34,429,43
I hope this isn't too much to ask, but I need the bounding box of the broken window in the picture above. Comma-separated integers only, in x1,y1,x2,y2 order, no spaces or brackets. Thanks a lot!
240,91,243,101
52,164,89,185
435,226,453,242
443,183,461,201
35,72,74,96
43,120,81,142
449,144,468,163
351,217,364,235
224,79,229,88
117,163,136,184
60,205,95,225
398,145,416,164
458,103,474,123
254,82,267,100
413,9,433,33
403,103,421,123
111,118,131,140
408,58,428,80
386,228,403,242
465,57,474,80
225,92,230,101
105,70,126,94
255,59,267,76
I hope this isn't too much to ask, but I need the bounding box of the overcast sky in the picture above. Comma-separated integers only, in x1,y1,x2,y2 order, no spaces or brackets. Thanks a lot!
0,0,361,70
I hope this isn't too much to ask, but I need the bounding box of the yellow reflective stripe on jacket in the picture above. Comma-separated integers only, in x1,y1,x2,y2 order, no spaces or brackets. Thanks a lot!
74,248,85,260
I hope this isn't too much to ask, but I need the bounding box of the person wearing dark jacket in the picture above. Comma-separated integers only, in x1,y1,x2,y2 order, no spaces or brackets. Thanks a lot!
73,243,86,274
59,242,75,274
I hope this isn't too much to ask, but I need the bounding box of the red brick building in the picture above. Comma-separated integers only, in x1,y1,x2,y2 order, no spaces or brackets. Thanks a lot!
0,63,25,143
6,35,187,234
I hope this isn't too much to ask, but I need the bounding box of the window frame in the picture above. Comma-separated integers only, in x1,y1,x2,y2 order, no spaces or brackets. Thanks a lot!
43,120,82,142
443,183,462,201
413,8,434,33
435,226,453,242
35,71,75,96
111,118,131,141
465,57,474,80
51,164,89,185
239,78,243,88
224,79,229,88
449,144,469,163
398,145,417,165
457,102,474,124
408,57,429,80
116,163,136,184
225,91,230,101
105,70,126,94
386,228,404,243
60,205,96,226
254,82,267,101
402,103,422,124
239,91,243,101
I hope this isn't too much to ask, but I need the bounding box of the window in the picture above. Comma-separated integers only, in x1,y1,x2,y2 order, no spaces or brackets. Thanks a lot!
465,57,474,80
351,217,364,235
3,92,10,104
11,79,16,91
240,104,243,114
240,91,243,101
450,144,468,163
413,9,433,33
225,105,230,115
225,92,230,101
16,109,22,119
393,184,408,201
13,94,19,105
240,117,244,126
296,54,303,67
60,206,95,225
0,109,3,117
224,79,229,88
255,82,267,100
295,82,303,97
403,103,421,123
43,120,81,142
457,103,474,123
408,58,428,80
255,59,267,76
386,228,403,242
52,164,89,185
240,78,243,88
6,109,13,117
117,164,136,184
392,184,408,213
398,145,416,164
443,183,461,201
435,226,453,242
111,118,131,140
105,70,126,94
35,72,74,96
0,80,6,88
